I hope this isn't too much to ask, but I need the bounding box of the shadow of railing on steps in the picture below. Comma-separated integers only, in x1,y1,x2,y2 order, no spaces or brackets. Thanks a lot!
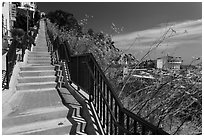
45,20,169,135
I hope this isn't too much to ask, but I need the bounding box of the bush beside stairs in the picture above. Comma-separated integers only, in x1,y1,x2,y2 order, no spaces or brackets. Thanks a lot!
2,20,91,135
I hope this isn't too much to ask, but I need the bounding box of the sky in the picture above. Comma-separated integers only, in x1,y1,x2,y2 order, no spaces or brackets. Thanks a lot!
37,2,202,64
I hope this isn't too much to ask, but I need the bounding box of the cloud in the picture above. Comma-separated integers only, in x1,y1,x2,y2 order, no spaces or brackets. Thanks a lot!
112,19,202,52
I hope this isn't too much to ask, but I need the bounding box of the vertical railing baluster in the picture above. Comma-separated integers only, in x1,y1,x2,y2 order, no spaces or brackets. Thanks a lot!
126,115,130,131
110,95,113,135
100,76,103,127
134,121,138,134
114,103,118,134
142,125,146,135
97,70,99,113
102,80,106,129
99,75,102,121
94,65,97,107
119,109,124,134
106,86,109,134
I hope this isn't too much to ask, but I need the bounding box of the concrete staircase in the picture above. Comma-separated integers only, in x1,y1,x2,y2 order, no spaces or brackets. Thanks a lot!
2,44,73,135
2,21,73,135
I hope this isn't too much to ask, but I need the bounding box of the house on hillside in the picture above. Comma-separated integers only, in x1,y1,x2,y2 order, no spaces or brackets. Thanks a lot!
157,55,182,70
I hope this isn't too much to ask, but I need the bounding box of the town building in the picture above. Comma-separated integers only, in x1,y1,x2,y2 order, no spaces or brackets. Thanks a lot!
2,2,37,39
2,2,16,39
20,2,37,10
157,55,182,70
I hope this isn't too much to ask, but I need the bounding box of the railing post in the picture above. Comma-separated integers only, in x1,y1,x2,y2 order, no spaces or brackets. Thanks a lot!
119,109,124,134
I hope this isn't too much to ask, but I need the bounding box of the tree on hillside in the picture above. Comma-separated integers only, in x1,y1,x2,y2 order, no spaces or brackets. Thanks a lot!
46,10,82,34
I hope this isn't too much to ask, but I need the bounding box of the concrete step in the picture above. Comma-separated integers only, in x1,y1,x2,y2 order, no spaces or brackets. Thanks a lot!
30,51,50,54
33,46,48,48
29,53,50,57
33,48,48,50
28,54,50,58
16,81,56,90
3,118,72,135
27,60,51,64
28,56,51,60
28,63,53,66
19,70,55,77
33,47,48,50
28,57,51,62
6,89,65,116
32,50,48,53
20,65,55,71
16,88,56,93
3,105,69,128
27,63,52,66
32,50,48,52
18,76,56,83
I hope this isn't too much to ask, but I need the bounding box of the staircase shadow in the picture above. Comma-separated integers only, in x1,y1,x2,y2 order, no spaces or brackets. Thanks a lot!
56,88,85,135
83,100,103,135
64,104,79,135
62,84,102,135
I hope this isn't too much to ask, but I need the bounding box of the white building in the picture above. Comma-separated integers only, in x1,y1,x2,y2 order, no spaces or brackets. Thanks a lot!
2,2,16,39
157,55,182,70
20,2,36,10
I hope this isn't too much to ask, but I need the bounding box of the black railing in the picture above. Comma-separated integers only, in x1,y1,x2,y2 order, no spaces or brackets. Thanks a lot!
68,53,168,135
45,21,169,135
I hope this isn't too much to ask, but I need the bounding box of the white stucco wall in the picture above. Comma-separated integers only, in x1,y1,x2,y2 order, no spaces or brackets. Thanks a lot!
2,2,11,37
157,59,163,69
